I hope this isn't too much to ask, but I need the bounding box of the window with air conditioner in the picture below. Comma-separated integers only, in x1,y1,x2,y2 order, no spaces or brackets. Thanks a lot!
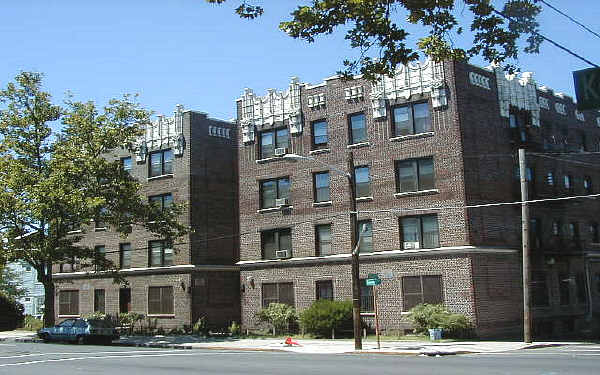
259,128,289,159
400,215,440,249
260,177,290,209
261,228,292,260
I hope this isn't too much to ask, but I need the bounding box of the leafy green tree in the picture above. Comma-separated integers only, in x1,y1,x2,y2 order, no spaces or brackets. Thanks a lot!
0,72,188,327
0,263,26,300
207,0,541,79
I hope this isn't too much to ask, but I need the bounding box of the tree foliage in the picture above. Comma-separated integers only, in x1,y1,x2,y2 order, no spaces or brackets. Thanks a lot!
408,303,473,338
0,264,26,300
207,0,541,79
299,299,353,338
0,72,188,327
256,303,298,335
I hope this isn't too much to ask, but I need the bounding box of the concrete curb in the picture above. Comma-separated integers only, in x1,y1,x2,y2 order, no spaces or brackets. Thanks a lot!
523,343,566,350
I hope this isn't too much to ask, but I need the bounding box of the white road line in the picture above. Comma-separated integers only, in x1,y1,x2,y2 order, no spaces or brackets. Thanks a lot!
0,351,238,367
0,349,185,360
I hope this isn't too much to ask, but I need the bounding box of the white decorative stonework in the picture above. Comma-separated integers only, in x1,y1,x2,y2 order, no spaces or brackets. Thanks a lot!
344,86,364,100
135,104,185,162
555,102,567,115
575,110,585,122
369,59,446,119
209,125,231,139
238,77,302,143
469,72,491,89
538,96,550,110
307,93,325,108
493,68,540,127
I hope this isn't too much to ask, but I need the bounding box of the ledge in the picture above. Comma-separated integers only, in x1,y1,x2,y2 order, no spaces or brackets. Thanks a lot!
356,196,373,202
147,174,174,181
313,201,332,208
237,246,519,269
394,189,440,198
94,227,107,232
309,148,331,155
54,264,240,279
147,314,175,319
257,206,293,214
255,157,281,164
67,230,82,234
346,142,370,150
58,315,80,319
389,132,435,142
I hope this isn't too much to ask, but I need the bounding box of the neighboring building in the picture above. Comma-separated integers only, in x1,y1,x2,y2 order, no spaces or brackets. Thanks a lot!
7,261,45,318
235,60,600,338
53,105,240,330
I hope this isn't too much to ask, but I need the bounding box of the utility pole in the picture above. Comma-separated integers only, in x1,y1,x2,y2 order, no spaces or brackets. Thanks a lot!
347,151,362,350
519,148,532,343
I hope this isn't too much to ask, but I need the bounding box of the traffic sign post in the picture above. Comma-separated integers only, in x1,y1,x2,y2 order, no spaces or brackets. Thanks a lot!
366,273,382,349
573,67,600,110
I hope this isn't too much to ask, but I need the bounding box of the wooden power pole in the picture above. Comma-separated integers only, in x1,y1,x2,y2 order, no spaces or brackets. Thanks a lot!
347,151,362,350
519,148,532,343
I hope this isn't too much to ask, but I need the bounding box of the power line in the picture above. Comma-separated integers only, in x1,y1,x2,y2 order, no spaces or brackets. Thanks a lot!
527,153,600,169
535,0,600,40
491,7,599,68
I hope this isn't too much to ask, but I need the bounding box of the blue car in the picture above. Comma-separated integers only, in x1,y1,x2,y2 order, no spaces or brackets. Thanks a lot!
38,318,119,344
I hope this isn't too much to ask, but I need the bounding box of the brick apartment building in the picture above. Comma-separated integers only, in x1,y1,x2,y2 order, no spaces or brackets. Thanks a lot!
53,105,240,330
235,60,600,338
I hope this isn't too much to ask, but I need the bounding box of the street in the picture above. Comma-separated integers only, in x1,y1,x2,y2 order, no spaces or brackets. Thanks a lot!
0,342,598,374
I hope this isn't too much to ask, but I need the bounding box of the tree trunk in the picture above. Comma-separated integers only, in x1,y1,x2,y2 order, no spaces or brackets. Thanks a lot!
39,265,55,328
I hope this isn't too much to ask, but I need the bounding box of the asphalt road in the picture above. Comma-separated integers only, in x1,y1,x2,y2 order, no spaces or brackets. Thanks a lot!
0,342,599,375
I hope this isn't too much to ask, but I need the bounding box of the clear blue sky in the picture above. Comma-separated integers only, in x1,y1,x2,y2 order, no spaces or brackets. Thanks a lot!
2,0,599,121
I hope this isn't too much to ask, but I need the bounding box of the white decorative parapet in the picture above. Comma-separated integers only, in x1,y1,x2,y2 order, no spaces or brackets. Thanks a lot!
135,104,185,162
307,93,326,108
555,102,567,115
493,68,540,127
469,71,491,90
575,110,585,122
538,96,550,110
369,59,446,119
238,77,302,143
345,86,364,100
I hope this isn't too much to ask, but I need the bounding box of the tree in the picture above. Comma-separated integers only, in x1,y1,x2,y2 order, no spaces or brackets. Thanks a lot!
0,72,188,327
207,0,541,79
0,263,26,300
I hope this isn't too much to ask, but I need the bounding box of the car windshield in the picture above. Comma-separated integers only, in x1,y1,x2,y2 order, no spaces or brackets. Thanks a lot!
87,319,113,328
58,319,75,327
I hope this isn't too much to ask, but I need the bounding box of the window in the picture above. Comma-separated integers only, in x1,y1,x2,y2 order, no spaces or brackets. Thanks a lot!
402,275,443,311
95,207,108,231
552,220,561,236
94,289,105,313
58,290,79,316
313,172,330,203
119,288,131,313
121,157,132,173
559,273,570,305
530,218,542,250
260,177,290,209
315,224,332,256
590,223,599,243
312,120,328,149
509,113,519,128
584,176,592,194
66,221,81,232
149,149,173,177
357,220,373,253
547,172,554,186
396,157,435,193
348,113,367,144
576,273,587,304
259,128,289,158
564,175,572,189
120,243,131,269
568,222,579,240
261,228,292,260
400,215,440,249
360,280,374,312
94,245,106,271
354,166,370,198
149,240,173,267
148,286,174,315
532,272,549,307
149,193,173,216
316,280,334,301
393,102,431,136
261,282,294,307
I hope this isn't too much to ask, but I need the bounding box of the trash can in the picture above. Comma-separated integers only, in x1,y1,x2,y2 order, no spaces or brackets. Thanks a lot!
428,328,442,340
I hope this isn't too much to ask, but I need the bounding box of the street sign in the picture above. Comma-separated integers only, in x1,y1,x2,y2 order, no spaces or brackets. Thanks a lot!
573,67,600,110
366,278,381,286
367,273,379,279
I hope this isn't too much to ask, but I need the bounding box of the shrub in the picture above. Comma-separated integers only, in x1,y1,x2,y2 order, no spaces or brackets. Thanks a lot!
0,293,24,331
408,304,473,338
257,303,297,335
229,321,241,336
299,300,353,338
118,312,145,335
84,312,107,320
23,315,43,331
193,316,207,336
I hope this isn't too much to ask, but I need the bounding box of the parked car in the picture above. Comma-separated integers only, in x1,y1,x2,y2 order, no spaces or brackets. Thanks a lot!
38,318,119,344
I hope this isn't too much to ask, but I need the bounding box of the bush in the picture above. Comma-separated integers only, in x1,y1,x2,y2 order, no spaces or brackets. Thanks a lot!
84,312,107,320
119,312,145,335
300,300,353,338
229,321,241,336
257,303,298,335
408,304,473,338
0,293,24,331
23,315,43,331
193,316,207,336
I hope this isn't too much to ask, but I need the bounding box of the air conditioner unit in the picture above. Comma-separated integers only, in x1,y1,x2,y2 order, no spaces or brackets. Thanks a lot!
403,241,421,250
275,249,290,259
274,147,287,156
275,197,289,207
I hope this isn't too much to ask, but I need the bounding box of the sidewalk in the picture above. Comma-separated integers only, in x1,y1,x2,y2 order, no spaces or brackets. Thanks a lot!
0,330,571,355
